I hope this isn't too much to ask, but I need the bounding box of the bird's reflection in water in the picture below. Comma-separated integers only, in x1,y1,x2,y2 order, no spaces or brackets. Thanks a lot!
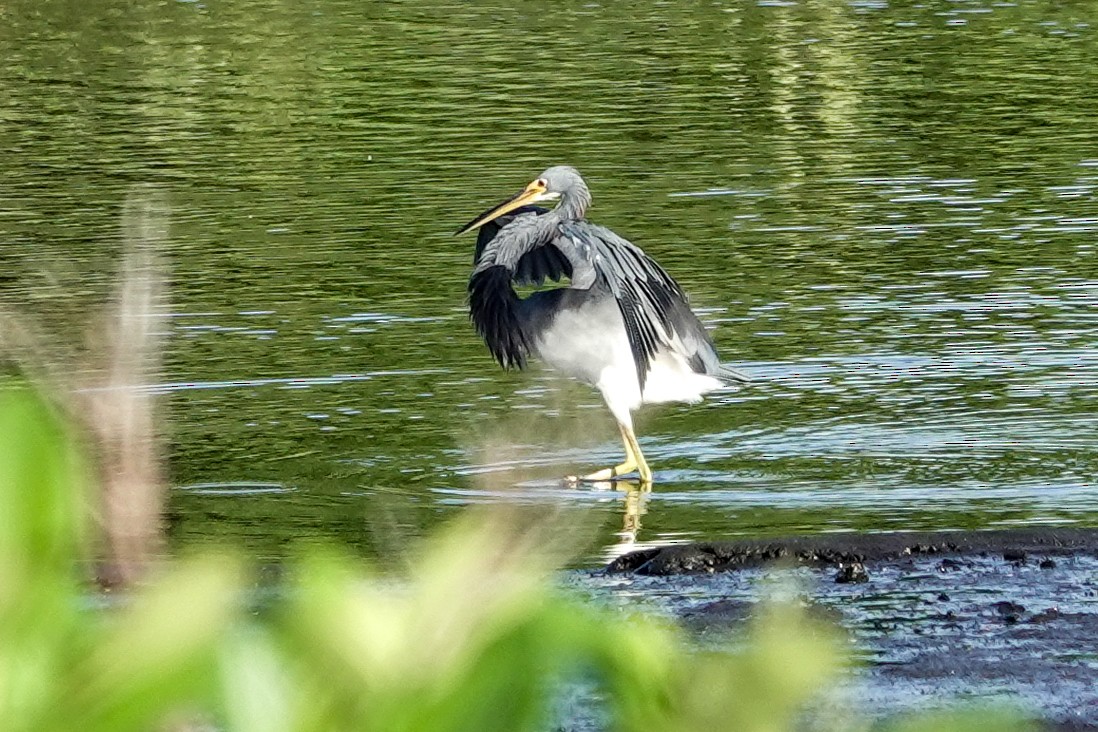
588,480,651,562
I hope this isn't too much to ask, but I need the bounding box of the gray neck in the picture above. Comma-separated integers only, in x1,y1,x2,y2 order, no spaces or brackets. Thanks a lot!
555,180,591,221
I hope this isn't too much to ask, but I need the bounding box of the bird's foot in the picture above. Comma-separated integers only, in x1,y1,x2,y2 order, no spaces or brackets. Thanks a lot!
565,460,639,484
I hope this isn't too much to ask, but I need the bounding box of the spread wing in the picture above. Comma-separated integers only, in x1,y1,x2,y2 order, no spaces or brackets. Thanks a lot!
473,212,737,391
554,220,719,391
474,205,572,285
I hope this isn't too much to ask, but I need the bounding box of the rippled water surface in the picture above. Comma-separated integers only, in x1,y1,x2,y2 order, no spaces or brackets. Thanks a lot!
2,0,1095,562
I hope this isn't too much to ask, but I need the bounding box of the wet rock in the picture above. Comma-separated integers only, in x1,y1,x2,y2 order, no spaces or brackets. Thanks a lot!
1040,558,1057,570
937,592,950,602
993,601,1026,616
607,528,1098,577
1029,608,1061,624
835,562,869,584
604,548,661,574
991,600,1026,624
606,541,864,576
938,558,965,572
905,543,944,555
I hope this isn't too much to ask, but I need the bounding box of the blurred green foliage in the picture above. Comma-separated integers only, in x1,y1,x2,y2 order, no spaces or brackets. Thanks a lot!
0,387,1034,731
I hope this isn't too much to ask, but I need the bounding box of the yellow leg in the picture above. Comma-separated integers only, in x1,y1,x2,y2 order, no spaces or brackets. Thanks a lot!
622,424,652,484
570,423,652,483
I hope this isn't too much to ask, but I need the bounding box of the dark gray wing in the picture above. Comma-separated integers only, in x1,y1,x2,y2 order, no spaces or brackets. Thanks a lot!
514,243,572,286
556,220,722,390
474,205,572,285
468,207,574,372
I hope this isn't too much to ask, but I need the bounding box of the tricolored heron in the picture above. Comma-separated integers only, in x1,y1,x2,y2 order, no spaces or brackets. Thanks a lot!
455,166,749,483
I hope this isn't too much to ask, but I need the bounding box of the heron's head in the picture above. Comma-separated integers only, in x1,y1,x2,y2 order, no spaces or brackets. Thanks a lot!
454,166,589,235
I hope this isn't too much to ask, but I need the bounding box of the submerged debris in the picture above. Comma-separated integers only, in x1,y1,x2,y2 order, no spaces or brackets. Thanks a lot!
835,562,869,584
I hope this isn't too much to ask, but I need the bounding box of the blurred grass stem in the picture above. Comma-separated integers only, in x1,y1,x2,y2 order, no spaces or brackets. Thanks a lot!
0,185,169,585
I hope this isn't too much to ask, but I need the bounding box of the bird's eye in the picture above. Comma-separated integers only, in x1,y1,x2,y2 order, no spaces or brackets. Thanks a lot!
537,179,548,189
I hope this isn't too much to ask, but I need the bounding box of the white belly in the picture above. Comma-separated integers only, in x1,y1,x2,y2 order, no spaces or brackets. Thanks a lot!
594,350,723,425
532,293,628,386
531,295,722,427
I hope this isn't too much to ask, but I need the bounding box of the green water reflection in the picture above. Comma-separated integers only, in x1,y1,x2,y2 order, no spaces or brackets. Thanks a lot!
1,0,1096,563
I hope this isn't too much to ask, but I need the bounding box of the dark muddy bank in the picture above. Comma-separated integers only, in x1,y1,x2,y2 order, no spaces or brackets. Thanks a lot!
605,528,1098,576
581,529,1098,729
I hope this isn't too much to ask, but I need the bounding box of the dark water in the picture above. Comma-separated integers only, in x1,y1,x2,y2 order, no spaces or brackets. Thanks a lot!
1,0,1096,563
